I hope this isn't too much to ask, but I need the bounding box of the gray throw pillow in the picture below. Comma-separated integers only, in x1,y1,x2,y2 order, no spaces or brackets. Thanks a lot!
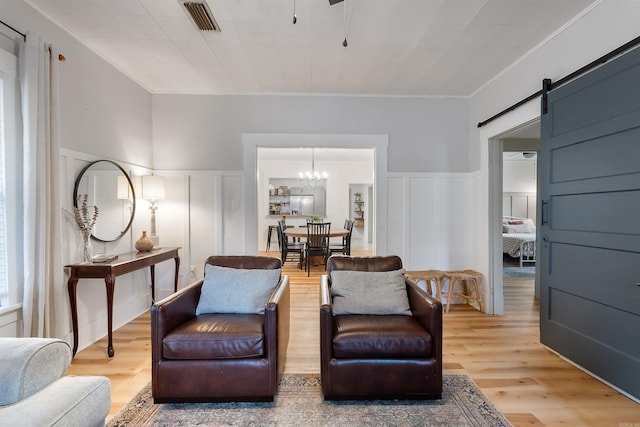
330,269,411,315
195,264,281,315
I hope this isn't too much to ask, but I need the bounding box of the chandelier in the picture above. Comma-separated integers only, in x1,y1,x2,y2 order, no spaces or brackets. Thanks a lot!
298,149,328,187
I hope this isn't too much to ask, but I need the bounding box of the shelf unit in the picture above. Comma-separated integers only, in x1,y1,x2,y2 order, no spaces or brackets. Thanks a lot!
353,197,364,228
269,195,290,215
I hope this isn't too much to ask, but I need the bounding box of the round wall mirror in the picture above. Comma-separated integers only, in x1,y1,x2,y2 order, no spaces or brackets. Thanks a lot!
73,160,136,243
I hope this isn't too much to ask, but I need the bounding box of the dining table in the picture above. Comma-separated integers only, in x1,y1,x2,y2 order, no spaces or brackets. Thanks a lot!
283,227,349,240
283,227,349,269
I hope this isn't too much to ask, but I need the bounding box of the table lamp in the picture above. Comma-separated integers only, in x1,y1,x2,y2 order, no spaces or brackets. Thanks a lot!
141,175,165,247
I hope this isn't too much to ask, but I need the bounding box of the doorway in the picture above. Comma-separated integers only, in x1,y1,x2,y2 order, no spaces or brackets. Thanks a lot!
348,183,374,251
257,147,375,253
489,120,541,311
242,133,389,255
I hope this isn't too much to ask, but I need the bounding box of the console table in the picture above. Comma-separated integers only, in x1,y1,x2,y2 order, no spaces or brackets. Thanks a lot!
66,247,180,357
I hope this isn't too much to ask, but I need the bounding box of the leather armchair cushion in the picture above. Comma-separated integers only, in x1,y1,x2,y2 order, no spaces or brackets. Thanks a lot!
163,314,265,360
196,265,281,315
333,315,433,358
330,269,411,315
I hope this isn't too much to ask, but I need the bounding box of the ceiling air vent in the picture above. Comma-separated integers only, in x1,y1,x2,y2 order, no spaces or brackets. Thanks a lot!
181,1,220,32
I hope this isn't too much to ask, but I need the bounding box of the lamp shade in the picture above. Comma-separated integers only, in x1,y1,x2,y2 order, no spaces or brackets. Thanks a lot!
116,175,131,199
141,175,165,200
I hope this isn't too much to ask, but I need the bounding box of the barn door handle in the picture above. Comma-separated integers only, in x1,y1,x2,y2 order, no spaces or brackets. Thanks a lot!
541,200,549,225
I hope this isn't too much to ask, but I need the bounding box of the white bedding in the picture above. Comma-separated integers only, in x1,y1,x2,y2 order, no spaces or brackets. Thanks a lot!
503,233,536,258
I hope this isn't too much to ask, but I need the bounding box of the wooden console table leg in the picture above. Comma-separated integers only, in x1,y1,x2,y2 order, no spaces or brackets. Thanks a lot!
105,274,115,357
67,275,79,356
149,256,179,305
174,256,180,292
150,265,156,304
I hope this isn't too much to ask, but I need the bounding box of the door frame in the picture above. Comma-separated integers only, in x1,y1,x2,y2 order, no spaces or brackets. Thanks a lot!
242,133,389,256
486,116,540,314
488,138,504,312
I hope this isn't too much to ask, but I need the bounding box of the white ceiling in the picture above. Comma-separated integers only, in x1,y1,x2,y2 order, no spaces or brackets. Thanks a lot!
26,0,596,96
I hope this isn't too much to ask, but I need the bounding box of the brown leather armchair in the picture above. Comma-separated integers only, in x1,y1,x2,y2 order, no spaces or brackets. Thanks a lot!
151,255,290,403
320,255,442,400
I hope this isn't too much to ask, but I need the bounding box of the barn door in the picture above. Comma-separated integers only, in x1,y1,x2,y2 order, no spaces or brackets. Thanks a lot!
539,47,640,399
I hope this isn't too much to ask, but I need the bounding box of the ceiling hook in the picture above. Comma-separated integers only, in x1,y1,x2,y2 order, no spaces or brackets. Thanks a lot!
293,0,297,24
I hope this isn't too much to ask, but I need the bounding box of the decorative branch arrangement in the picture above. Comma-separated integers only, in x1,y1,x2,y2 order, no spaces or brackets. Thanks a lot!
73,194,99,240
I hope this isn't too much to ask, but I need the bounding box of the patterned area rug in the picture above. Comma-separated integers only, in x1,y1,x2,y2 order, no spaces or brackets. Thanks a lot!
503,266,536,278
108,374,512,427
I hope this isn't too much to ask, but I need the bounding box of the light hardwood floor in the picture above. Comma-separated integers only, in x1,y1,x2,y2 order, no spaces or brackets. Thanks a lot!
66,252,640,426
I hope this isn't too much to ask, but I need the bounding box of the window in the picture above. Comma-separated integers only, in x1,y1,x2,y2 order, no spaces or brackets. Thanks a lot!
0,79,6,307
0,46,18,309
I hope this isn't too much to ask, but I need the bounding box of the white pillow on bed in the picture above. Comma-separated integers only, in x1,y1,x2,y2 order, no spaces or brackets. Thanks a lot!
503,219,535,233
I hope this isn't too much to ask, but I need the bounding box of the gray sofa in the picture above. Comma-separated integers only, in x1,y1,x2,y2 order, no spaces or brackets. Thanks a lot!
0,338,111,426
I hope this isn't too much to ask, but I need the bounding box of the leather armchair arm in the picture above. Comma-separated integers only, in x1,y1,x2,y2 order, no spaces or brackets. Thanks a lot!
320,274,332,307
406,279,442,331
320,274,334,368
265,275,290,378
267,275,290,307
406,279,442,359
151,280,201,363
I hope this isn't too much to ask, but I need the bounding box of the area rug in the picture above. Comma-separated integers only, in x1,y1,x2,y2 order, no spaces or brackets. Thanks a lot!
108,374,512,427
503,266,535,278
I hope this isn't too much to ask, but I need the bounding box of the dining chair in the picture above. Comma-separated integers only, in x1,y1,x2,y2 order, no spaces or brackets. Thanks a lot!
329,219,353,256
278,221,304,268
328,219,347,254
305,222,331,276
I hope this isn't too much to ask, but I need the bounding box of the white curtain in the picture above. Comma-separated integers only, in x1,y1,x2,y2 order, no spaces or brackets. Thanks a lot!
19,32,63,338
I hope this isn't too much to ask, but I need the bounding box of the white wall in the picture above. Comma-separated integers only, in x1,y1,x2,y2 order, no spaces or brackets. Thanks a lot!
503,158,537,193
152,94,469,173
151,170,251,298
387,173,470,270
503,157,537,221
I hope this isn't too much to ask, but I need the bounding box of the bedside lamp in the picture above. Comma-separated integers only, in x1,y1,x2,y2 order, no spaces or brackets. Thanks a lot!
141,175,165,247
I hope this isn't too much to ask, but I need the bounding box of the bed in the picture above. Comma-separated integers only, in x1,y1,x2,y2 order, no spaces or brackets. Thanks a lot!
502,216,536,267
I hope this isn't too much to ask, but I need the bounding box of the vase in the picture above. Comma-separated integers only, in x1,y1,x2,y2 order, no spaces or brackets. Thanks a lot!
82,232,93,263
135,231,154,252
